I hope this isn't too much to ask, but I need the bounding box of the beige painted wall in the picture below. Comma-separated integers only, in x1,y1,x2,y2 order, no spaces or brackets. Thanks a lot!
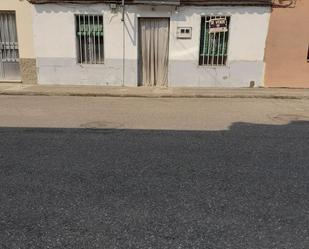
0,0,35,59
264,0,309,88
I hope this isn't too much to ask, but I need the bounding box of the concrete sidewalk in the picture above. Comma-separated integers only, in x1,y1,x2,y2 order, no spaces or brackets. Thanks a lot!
1,83,309,99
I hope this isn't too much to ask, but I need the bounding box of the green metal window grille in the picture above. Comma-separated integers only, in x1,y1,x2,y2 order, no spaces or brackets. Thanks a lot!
76,14,104,64
199,16,230,66
77,24,103,37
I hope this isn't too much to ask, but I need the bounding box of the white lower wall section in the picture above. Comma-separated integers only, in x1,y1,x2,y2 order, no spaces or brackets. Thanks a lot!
36,58,135,86
33,4,270,87
169,60,265,87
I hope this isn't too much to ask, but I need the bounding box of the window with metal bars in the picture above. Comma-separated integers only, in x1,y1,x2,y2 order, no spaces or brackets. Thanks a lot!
0,11,19,63
76,14,104,64
199,16,230,66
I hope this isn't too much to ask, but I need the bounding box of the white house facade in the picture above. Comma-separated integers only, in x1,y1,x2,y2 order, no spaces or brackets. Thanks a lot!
29,0,271,87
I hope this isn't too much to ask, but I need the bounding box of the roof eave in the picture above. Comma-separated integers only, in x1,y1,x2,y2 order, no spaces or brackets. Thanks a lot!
27,0,272,6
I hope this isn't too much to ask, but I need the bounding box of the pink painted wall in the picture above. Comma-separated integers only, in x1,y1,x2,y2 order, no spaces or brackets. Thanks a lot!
264,0,309,88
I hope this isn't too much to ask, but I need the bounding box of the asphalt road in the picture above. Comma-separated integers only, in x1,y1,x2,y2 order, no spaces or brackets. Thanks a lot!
1,121,309,248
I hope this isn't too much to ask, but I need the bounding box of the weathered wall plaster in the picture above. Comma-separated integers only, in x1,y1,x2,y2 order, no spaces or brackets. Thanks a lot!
264,0,309,88
33,4,270,87
0,0,37,83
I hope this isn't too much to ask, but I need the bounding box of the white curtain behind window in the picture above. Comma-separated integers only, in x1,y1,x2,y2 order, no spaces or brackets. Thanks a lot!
139,18,169,87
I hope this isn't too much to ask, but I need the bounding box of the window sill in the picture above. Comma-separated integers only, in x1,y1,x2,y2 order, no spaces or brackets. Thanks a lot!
198,64,229,68
77,63,105,68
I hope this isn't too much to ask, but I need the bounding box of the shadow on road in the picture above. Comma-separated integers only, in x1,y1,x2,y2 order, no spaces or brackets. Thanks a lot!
1,121,309,249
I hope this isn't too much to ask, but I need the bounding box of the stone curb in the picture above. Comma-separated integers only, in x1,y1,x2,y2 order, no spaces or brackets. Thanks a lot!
0,88,309,99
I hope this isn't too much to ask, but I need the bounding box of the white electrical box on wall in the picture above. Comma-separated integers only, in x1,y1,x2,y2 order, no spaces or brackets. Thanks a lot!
177,27,192,39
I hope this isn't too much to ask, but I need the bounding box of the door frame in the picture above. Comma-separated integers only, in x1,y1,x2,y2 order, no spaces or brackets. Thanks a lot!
137,17,170,87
